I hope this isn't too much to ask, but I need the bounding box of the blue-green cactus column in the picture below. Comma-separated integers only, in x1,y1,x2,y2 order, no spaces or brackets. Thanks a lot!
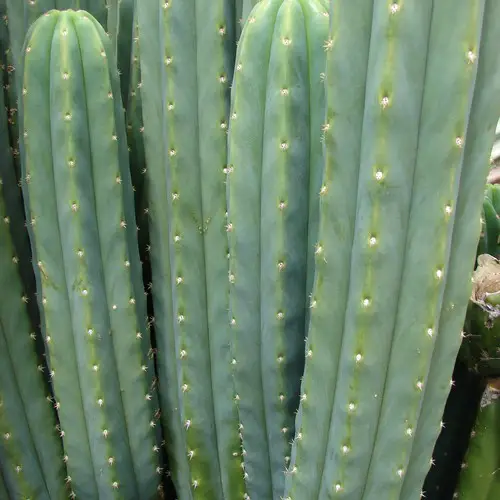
19,10,161,498
401,1,500,496
360,1,485,498
284,0,374,497
137,1,245,498
286,1,500,499
0,156,67,500
227,0,328,498
453,381,500,499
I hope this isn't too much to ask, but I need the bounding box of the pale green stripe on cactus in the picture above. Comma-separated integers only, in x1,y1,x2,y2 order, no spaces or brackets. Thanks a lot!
20,10,160,498
285,1,374,497
362,1,485,498
138,1,245,498
401,0,500,496
228,0,328,497
454,386,500,499
314,1,435,497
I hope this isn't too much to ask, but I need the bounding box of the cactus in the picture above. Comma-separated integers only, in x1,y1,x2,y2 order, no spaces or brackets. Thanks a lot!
478,184,500,258
106,0,135,103
226,0,328,498
0,110,67,498
138,1,247,498
454,380,500,499
19,10,161,498
421,360,486,500
285,1,500,499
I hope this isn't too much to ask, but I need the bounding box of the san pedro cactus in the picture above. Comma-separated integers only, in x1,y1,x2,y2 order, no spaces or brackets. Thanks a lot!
5,1,108,89
478,184,500,258
226,0,328,498
0,113,67,498
285,1,500,499
19,10,161,498
454,380,500,499
138,1,246,498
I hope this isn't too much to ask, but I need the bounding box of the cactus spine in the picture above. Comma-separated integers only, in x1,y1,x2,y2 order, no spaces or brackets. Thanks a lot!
138,1,246,497
227,0,328,497
19,10,160,498
286,1,500,499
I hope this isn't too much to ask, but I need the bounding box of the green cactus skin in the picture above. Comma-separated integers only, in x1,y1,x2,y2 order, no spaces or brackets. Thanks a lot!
286,1,500,499
361,1,485,498
284,0,374,497
400,1,500,497
0,467,8,499
422,361,485,500
19,10,161,498
138,1,246,498
0,154,67,499
106,0,135,104
125,10,149,261
454,383,500,499
5,1,107,91
478,184,500,258
227,0,328,497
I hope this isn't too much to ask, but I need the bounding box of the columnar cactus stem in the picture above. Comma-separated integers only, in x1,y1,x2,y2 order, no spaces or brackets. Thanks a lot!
401,0,500,496
0,165,67,499
138,1,245,498
284,1,374,497
19,10,160,498
227,0,328,497
453,382,500,499
286,1,500,499
361,1,485,497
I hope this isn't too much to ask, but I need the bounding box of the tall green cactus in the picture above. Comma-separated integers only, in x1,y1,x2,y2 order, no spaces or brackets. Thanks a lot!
285,1,500,499
454,381,500,499
226,0,328,498
19,10,161,498
0,123,67,499
138,1,246,498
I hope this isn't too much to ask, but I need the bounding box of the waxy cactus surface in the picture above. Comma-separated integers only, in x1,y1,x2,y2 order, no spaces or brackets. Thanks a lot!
19,10,161,498
286,1,500,499
226,0,328,498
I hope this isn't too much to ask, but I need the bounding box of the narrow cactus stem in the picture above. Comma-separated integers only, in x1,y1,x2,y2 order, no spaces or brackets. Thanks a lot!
285,1,374,497
453,382,500,500
0,94,66,497
401,0,500,496
228,0,328,497
138,1,244,497
19,10,160,498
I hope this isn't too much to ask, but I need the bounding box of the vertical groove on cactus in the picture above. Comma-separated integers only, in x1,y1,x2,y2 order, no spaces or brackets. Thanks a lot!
20,10,160,498
285,1,374,497
401,0,500,496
